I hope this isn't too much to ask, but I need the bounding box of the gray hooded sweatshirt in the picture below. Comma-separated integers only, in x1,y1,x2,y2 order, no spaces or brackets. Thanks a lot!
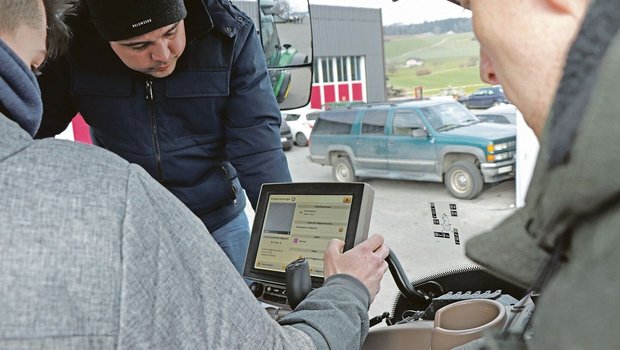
0,38,370,350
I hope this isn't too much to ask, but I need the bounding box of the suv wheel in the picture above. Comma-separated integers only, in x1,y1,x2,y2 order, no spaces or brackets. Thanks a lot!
295,133,308,147
445,161,483,199
332,157,358,182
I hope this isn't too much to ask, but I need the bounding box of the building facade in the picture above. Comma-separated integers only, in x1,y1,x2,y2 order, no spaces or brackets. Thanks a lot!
236,1,387,109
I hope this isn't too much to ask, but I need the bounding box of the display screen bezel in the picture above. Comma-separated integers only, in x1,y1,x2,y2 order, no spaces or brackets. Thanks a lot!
243,183,368,288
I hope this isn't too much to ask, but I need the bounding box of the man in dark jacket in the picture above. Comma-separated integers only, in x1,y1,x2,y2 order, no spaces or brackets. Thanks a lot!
35,0,291,274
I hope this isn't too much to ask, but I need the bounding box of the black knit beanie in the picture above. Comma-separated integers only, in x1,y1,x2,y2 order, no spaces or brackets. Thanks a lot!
86,0,187,41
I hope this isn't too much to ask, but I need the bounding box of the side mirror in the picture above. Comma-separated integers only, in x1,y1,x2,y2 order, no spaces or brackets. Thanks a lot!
411,128,428,138
258,0,313,110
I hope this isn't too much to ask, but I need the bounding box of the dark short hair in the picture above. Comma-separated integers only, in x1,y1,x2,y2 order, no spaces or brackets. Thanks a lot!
43,0,79,58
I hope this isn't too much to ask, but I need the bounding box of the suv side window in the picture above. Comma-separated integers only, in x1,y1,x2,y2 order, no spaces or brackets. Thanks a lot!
313,110,357,135
285,114,301,121
361,110,388,135
306,113,319,121
393,110,425,136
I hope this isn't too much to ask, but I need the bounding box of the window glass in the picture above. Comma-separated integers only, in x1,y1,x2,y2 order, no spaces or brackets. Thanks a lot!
351,56,362,81
306,113,319,121
337,57,347,82
361,110,388,135
421,102,479,131
392,110,425,136
285,114,301,121
322,58,334,83
313,111,356,135
260,16,276,65
476,115,510,124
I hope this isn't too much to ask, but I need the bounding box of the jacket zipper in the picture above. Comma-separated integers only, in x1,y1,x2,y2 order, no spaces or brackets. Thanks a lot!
220,164,238,206
145,79,164,182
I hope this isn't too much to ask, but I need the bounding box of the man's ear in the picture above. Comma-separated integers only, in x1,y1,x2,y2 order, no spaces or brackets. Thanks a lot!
546,0,589,15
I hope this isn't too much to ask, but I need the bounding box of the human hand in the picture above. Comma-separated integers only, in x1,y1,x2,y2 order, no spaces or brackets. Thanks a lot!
323,234,390,303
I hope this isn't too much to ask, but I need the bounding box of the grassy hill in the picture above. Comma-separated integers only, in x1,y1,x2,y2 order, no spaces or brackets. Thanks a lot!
384,32,489,97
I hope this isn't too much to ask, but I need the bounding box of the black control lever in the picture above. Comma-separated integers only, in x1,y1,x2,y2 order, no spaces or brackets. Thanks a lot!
285,258,312,309
386,249,430,305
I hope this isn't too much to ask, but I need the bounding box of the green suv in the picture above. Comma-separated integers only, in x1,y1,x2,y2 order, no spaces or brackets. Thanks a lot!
308,100,516,199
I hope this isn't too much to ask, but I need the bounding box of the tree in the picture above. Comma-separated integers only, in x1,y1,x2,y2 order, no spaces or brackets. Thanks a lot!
384,18,472,36
387,62,398,74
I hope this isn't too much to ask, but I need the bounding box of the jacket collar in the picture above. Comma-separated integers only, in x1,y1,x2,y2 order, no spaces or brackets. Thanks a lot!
546,0,620,168
0,39,42,136
524,0,620,251
184,0,241,41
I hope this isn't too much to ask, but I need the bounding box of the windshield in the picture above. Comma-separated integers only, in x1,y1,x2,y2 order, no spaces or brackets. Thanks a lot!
260,12,280,65
259,1,521,319
421,102,480,131
267,0,528,319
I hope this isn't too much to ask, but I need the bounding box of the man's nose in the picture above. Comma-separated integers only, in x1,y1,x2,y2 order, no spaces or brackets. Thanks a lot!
479,48,499,84
151,40,171,62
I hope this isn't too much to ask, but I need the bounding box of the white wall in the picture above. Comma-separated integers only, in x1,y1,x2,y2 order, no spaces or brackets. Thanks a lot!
515,111,539,208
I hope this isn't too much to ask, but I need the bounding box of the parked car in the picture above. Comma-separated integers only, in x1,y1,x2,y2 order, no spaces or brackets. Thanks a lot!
282,107,321,147
280,121,293,151
457,85,509,109
308,100,516,199
473,104,518,124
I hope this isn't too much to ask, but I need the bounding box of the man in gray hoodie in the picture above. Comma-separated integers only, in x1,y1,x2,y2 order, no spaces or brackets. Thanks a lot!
0,1,389,349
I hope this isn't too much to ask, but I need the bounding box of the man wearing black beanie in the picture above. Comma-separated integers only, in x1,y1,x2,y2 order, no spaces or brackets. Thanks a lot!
35,0,292,276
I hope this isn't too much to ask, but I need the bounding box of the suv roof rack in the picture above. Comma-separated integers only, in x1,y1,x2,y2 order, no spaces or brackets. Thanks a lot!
322,98,433,111
321,101,366,110
362,98,431,108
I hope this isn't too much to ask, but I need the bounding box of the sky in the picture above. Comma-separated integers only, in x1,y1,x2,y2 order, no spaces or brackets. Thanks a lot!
310,0,470,25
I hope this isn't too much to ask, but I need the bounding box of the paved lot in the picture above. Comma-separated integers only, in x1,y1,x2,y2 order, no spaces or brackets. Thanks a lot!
248,145,518,321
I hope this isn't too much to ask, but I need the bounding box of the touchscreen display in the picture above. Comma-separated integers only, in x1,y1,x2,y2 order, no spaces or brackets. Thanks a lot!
254,194,353,277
